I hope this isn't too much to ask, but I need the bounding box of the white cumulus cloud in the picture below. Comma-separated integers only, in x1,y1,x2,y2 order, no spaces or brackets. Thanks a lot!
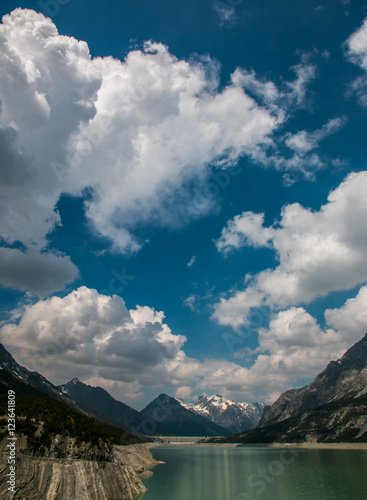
214,170,367,328
0,287,187,392
0,6,325,295
0,8,284,266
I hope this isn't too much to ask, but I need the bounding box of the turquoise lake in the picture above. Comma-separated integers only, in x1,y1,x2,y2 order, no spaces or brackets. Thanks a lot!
140,446,367,500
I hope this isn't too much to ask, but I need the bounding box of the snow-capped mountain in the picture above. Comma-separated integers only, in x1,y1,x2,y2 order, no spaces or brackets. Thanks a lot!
141,393,231,436
178,394,265,434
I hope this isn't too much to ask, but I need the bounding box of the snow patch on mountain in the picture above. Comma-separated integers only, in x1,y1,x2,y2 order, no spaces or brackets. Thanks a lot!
178,394,265,433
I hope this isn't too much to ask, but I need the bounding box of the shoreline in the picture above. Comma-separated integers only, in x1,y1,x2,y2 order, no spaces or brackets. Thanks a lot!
147,442,238,448
147,441,367,450
266,442,367,450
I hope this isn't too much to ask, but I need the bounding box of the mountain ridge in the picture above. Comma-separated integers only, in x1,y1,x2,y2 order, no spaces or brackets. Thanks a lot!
179,394,264,433
140,393,232,436
58,378,146,433
215,333,367,444
260,333,367,427
0,343,260,437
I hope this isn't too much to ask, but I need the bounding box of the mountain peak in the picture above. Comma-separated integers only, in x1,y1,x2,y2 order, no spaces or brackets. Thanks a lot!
179,393,264,434
68,378,80,385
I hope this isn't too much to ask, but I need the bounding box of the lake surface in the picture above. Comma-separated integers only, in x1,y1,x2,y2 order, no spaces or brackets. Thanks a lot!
140,445,367,500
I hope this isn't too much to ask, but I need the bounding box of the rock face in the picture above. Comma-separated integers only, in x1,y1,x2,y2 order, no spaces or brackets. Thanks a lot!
0,439,158,500
0,434,114,462
179,394,264,433
0,456,145,500
260,333,367,426
114,443,162,478
218,333,367,444
227,394,367,444
141,393,231,436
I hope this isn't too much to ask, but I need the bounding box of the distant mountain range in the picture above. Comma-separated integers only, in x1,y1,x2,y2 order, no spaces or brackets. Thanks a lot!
216,333,367,444
60,383,264,437
3,331,367,443
140,393,231,436
0,344,263,437
179,394,265,434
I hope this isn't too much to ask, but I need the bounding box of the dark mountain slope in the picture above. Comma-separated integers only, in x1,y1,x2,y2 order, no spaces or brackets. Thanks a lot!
59,378,146,432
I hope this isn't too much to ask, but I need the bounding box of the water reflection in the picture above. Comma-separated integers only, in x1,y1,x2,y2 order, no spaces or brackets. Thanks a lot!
141,446,367,500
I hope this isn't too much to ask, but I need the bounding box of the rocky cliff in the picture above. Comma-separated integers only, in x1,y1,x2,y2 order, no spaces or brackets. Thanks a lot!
220,392,367,444
0,437,158,499
260,333,367,426
0,455,145,500
216,333,367,444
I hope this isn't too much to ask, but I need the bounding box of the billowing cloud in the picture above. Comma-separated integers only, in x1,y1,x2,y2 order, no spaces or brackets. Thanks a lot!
0,8,325,271
0,9,100,249
206,286,367,403
0,286,187,390
250,285,367,397
174,386,193,400
0,8,100,294
68,41,282,252
214,170,367,328
232,59,316,113
325,285,367,337
0,8,284,263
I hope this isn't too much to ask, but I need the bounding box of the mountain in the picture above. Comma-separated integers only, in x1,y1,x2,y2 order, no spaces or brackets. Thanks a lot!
60,382,262,436
0,344,144,439
217,333,367,444
59,378,146,433
0,344,142,449
0,345,157,499
259,333,367,427
0,344,90,414
0,368,141,450
0,344,71,404
140,393,232,436
179,394,265,434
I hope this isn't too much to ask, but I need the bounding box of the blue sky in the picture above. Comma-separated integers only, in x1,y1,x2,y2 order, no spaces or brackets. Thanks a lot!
1,0,367,409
